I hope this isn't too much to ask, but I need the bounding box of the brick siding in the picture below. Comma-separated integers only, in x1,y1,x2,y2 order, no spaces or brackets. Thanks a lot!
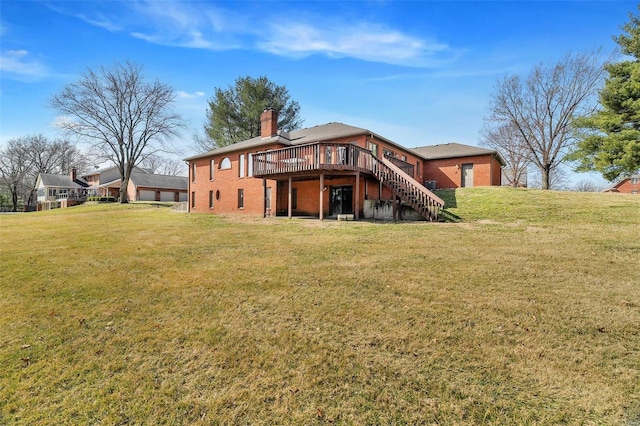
422,155,501,189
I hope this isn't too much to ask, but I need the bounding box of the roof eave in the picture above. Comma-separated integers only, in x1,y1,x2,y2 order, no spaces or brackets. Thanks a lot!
184,136,290,161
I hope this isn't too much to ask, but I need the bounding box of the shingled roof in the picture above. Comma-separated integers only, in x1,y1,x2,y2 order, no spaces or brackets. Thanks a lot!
38,174,85,188
129,171,188,190
184,122,401,161
411,143,506,166
603,173,640,192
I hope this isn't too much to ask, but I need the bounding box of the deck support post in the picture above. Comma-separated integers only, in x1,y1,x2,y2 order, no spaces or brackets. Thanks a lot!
392,195,398,221
288,177,292,219
319,174,324,221
263,179,267,218
355,172,360,220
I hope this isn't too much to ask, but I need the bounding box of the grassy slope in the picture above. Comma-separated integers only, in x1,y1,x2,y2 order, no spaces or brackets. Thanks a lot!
0,188,639,425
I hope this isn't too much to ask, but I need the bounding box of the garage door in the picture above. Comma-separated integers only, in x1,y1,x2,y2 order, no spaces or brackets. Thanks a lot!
139,190,156,201
178,192,187,202
160,191,175,202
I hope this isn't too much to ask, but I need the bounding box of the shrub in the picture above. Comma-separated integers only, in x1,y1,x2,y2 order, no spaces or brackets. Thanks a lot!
86,196,116,202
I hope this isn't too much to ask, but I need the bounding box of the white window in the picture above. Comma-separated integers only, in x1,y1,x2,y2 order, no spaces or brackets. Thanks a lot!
219,157,231,170
48,188,56,197
367,141,378,157
210,159,214,180
248,153,253,177
239,154,245,178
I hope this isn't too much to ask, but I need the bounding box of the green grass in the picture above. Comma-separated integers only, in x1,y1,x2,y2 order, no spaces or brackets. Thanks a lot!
1,188,639,425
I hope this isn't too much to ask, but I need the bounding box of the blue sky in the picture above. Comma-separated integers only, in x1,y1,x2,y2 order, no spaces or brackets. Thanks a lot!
0,0,636,182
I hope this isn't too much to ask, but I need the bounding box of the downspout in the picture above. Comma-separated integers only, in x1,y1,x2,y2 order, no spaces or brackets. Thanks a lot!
490,156,494,186
187,161,191,212
263,179,267,218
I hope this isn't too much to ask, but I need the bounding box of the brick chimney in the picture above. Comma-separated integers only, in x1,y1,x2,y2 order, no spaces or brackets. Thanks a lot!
70,167,77,182
260,108,278,138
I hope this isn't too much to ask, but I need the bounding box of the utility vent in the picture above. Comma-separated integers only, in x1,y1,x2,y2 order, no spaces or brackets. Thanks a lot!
424,180,437,190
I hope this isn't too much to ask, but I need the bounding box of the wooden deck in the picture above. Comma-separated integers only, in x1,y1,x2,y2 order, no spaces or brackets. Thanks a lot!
252,142,414,178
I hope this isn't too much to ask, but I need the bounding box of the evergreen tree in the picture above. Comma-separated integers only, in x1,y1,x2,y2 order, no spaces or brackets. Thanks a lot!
572,8,640,181
203,76,302,149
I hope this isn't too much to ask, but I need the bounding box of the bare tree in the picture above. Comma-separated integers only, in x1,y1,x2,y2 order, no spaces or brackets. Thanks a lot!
0,139,33,211
51,62,184,203
23,135,91,205
529,164,570,190
55,140,92,178
481,123,531,187
572,179,605,192
0,135,91,209
485,51,606,189
191,131,216,154
140,153,186,176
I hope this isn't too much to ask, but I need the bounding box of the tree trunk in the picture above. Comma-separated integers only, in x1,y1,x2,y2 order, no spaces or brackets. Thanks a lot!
541,165,551,190
120,163,135,203
11,187,19,212
120,178,129,203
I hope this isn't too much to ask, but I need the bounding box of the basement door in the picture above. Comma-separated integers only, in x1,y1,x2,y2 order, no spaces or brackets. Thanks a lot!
461,164,474,188
330,185,353,215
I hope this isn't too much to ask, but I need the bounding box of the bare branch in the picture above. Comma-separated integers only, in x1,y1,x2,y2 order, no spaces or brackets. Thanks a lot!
50,62,185,202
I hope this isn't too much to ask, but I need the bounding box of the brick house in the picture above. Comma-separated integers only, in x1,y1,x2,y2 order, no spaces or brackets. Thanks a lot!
603,174,640,194
185,108,504,221
412,143,505,189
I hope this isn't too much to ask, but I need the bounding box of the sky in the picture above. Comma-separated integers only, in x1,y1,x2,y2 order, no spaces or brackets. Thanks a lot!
0,0,636,184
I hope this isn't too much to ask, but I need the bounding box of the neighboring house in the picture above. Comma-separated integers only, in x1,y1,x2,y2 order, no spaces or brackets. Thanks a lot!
84,166,188,202
35,168,90,209
603,174,640,194
127,171,189,202
184,108,504,221
411,143,505,189
35,166,188,208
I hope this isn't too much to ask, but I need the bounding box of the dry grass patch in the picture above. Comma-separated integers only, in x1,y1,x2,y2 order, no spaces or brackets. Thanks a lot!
1,190,639,424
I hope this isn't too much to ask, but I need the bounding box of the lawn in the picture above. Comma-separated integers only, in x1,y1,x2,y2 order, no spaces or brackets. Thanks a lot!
1,187,639,425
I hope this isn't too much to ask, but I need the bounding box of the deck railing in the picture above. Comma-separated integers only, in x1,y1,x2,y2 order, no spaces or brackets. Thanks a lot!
384,155,414,177
56,192,85,201
253,142,381,176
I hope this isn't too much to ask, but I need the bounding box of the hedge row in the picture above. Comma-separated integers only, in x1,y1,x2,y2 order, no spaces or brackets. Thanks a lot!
86,196,117,202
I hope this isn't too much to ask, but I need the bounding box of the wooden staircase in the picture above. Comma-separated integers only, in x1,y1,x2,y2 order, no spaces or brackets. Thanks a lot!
375,157,445,221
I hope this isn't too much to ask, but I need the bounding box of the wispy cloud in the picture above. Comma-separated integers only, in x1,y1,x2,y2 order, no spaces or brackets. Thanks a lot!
0,23,51,81
51,0,458,68
176,91,206,99
126,1,244,50
259,22,453,67
0,49,50,80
